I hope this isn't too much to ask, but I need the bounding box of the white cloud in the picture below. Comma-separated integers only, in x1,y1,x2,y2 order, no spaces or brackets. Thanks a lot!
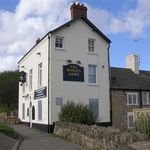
110,0,150,38
0,0,150,71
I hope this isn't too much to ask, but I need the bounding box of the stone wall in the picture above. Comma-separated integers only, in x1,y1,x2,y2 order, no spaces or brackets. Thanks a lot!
54,122,147,150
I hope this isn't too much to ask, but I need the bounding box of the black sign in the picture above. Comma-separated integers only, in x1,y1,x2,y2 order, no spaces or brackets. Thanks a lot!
19,71,26,83
63,64,84,82
34,87,47,100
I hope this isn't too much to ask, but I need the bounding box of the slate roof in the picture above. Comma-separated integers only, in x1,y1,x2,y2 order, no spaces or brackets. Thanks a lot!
111,67,150,90
18,17,111,63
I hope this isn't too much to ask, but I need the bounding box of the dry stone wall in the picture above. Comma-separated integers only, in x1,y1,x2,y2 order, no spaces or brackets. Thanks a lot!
54,122,147,150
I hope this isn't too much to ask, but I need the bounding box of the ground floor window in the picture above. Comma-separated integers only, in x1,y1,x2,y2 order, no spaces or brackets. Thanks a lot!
22,103,25,119
127,112,134,128
89,98,99,121
38,100,42,120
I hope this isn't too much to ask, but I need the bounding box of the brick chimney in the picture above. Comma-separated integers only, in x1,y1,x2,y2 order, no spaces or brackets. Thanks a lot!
70,2,87,20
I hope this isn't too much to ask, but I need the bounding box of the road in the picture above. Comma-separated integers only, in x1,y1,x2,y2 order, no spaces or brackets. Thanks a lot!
11,124,86,150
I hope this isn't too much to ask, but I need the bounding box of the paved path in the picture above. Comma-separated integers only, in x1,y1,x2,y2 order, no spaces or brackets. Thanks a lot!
0,132,17,150
11,124,86,150
128,141,150,150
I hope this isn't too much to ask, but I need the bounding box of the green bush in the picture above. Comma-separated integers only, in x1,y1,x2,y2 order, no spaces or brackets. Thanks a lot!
0,122,17,138
59,101,94,124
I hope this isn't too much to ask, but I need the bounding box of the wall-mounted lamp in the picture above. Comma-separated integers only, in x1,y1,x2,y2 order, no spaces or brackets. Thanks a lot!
21,66,25,68
66,59,72,63
76,60,81,64
102,65,105,69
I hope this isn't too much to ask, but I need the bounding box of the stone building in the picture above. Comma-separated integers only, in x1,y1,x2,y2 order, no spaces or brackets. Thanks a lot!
111,54,150,128
18,3,111,132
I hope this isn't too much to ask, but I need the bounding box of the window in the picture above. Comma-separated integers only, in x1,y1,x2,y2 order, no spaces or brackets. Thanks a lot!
22,103,25,119
26,73,28,87
56,98,63,106
88,65,97,84
22,83,25,93
55,37,63,48
142,92,149,105
89,98,99,121
38,63,42,86
127,93,138,105
127,112,134,128
38,100,42,120
29,69,33,90
32,106,35,120
88,39,95,52
27,108,29,117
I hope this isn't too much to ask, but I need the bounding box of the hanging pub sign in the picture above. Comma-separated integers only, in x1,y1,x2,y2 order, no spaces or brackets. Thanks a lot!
63,64,84,82
34,87,47,100
19,71,26,83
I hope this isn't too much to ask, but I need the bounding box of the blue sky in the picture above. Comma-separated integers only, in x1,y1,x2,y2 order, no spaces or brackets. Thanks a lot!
0,0,150,71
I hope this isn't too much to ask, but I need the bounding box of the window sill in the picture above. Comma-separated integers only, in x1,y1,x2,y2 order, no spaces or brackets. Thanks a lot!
87,84,99,87
127,104,139,106
87,52,98,55
54,48,66,51
143,104,150,106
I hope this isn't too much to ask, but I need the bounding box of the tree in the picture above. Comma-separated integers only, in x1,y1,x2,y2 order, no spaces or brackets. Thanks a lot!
0,70,19,111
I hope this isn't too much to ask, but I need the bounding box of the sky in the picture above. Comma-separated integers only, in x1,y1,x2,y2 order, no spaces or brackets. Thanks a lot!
0,0,150,72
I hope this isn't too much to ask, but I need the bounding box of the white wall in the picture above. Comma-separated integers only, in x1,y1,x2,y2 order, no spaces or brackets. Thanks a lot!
18,37,49,125
50,19,110,123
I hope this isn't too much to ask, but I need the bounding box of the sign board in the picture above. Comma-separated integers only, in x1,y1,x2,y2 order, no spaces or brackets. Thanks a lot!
63,64,84,82
34,87,47,100
133,108,150,121
19,71,26,83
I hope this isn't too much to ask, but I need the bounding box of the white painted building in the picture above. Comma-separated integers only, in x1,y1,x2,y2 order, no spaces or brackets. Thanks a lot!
18,3,111,132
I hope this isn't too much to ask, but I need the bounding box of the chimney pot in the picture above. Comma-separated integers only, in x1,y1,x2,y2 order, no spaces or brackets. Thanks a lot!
36,38,41,44
70,3,87,20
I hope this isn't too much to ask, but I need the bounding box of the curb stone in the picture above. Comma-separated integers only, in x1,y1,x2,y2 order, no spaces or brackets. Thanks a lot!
12,134,24,150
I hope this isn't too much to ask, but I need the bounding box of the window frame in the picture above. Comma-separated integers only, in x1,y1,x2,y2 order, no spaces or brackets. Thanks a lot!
127,92,139,105
38,63,42,87
127,112,134,128
88,39,95,53
38,100,42,121
29,69,33,90
22,103,25,120
88,64,97,85
56,98,63,106
142,92,149,105
55,36,64,49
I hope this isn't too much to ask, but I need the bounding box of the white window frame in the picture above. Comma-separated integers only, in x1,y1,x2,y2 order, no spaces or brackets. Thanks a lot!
88,64,97,85
29,69,33,90
127,112,134,128
22,103,25,120
127,92,138,105
88,39,95,53
38,63,42,87
142,92,149,105
38,100,42,121
56,98,63,106
55,36,64,49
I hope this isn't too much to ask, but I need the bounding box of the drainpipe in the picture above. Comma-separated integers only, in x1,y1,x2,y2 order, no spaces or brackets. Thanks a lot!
107,44,112,126
48,35,50,133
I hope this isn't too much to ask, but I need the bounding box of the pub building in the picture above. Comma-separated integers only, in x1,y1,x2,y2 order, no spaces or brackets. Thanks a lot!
18,2,111,132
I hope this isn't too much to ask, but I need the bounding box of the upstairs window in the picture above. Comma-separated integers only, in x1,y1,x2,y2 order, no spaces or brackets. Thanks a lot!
29,69,33,90
38,63,42,86
88,65,97,84
142,92,149,105
127,93,138,105
88,39,95,52
55,37,64,49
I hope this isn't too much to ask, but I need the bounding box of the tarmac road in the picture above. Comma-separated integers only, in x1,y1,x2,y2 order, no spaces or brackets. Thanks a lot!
11,124,86,150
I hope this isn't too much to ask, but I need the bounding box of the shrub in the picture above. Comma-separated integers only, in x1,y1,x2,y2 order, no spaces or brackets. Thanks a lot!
59,101,94,124
0,122,17,138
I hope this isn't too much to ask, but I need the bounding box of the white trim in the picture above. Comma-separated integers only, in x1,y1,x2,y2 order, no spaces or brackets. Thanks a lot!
127,92,139,105
127,112,134,128
142,92,150,105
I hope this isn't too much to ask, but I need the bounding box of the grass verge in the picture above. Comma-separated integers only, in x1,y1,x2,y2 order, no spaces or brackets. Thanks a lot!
0,122,17,138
